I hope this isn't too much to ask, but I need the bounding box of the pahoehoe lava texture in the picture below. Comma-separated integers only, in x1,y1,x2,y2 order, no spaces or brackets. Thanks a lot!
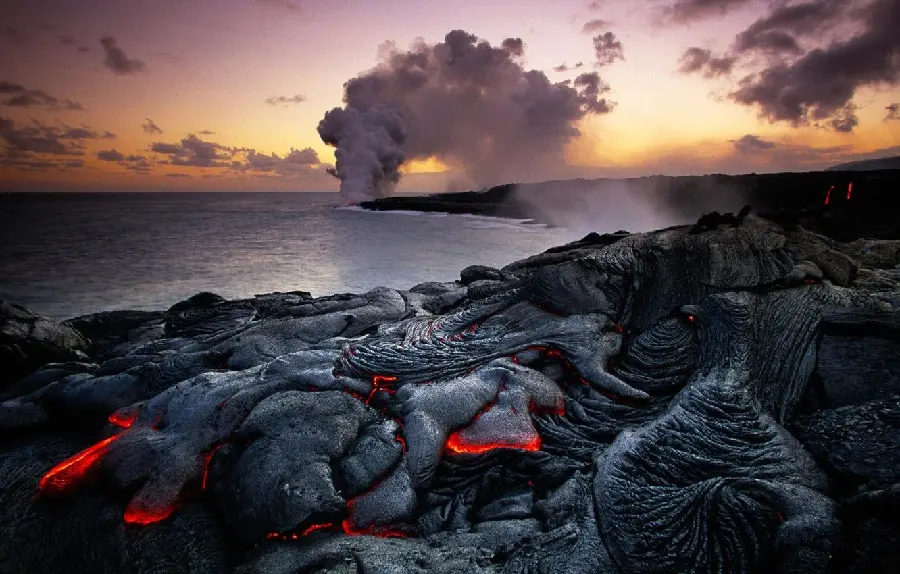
2,214,899,573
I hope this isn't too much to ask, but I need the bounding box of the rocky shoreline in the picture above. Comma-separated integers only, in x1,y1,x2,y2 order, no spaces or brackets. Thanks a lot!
1,208,899,573
361,170,900,240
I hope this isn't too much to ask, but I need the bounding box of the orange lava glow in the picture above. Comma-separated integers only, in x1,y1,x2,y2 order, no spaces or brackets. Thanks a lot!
123,504,177,526
824,185,834,206
444,432,541,455
846,182,853,200
38,434,120,495
108,410,138,428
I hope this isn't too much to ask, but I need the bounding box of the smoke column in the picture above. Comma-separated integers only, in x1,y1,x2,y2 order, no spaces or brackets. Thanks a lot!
318,30,615,204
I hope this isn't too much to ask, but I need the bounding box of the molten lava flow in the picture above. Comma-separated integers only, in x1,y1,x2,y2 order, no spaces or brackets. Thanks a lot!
366,375,398,405
302,522,335,536
108,410,137,429
846,182,853,200
201,443,226,491
38,434,120,496
123,504,177,526
824,185,834,206
444,432,542,455
341,518,409,538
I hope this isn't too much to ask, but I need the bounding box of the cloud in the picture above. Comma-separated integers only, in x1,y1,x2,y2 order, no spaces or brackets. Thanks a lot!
0,117,113,156
582,20,609,34
100,36,145,75
589,0,604,10
886,103,900,121
264,94,306,106
663,0,757,22
591,32,625,67
675,0,900,133
677,47,735,77
0,80,85,111
730,134,777,152
2,26,28,44
165,173,192,178
501,37,525,57
198,129,216,135
553,62,584,72
829,104,859,133
97,149,125,162
150,134,236,167
318,29,617,203
142,118,163,134
241,147,322,175
257,0,300,11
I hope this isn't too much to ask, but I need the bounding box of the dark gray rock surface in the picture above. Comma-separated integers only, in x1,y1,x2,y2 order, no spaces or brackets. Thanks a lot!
1,214,899,573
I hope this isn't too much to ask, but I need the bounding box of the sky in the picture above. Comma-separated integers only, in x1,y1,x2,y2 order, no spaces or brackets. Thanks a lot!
0,0,898,193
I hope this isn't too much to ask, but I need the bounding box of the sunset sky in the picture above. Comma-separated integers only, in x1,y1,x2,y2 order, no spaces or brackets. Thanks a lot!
1,0,898,192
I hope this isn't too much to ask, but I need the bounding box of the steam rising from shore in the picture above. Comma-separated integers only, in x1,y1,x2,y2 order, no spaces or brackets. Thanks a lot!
318,30,614,204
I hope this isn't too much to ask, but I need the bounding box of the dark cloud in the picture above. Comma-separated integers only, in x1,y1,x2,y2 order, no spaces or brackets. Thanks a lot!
0,80,85,111
501,37,524,56
198,129,216,135
829,104,859,133
264,94,306,106
731,134,777,152
318,29,617,203
0,117,112,156
165,173,192,178
678,0,900,133
97,149,125,162
589,0,604,9
582,20,609,34
142,118,163,134
553,62,584,73
257,0,300,11
60,126,115,139
663,0,757,22
591,32,625,67
732,0,847,55
2,26,28,44
100,36,145,75
150,134,235,167
242,147,321,174
677,47,735,77
886,103,900,121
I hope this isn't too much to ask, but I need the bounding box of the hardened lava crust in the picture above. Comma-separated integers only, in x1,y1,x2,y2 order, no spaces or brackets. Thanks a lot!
1,212,899,573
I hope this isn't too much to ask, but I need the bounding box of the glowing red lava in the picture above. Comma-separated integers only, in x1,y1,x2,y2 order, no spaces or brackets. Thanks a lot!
201,443,226,491
444,432,541,455
302,522,335,536
686,315,696,323
846,182,853,200
108,410,137,429
38,434,120,496
366,375,398,405
123,504,177,526
341,518,409,538
824,185,834,206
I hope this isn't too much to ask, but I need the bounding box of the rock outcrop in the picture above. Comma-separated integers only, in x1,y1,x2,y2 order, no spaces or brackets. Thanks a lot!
1,214,898,573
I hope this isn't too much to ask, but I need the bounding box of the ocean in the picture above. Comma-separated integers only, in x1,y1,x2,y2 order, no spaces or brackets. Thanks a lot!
0,192,579,320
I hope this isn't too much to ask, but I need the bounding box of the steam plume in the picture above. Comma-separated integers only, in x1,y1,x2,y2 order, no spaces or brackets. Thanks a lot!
318,30,614,203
